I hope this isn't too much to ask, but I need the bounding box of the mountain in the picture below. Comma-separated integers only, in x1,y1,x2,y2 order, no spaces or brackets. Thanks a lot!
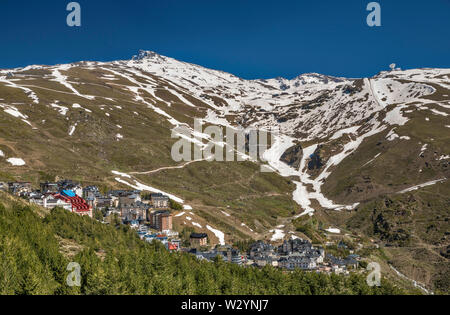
0,50,449,293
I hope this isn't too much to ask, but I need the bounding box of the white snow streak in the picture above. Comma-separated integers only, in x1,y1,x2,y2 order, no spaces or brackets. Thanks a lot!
206,225,225,245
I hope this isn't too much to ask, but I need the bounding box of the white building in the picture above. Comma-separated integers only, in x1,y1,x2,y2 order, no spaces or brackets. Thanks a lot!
30,195,72,211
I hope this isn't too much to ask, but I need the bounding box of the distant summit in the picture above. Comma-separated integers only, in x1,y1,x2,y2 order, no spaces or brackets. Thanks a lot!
132,50,164,61
292,73,345,86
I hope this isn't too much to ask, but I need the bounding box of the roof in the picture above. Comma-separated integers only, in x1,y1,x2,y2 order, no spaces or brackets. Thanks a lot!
62,190,76,197
152,210,170,215
151,193,169,199
168,243,178,250
54,192,91,212
190,233,208,239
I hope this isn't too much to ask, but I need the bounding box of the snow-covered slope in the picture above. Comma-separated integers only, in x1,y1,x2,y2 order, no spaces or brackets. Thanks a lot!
122,51,448,141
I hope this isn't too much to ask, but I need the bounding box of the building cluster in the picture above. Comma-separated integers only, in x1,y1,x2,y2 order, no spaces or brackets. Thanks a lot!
245,238,359,273
2,180,92,218
135,223,180,252
189,245,244,265
88,189,179,251
185,237,359,274
1,180,360,273
246,239,323,270
1,180,180,251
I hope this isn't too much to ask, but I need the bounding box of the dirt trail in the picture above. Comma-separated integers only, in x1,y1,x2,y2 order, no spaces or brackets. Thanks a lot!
130,159,205,175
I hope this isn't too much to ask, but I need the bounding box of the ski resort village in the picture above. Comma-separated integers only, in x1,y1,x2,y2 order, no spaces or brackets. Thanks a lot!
0,179,361,275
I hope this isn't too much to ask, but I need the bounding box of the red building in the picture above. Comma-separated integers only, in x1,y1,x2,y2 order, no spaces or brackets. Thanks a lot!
54,190,93,218
168,242,179,251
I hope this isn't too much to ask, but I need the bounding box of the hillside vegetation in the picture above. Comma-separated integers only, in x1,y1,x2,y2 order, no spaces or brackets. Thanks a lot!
0,192,405,295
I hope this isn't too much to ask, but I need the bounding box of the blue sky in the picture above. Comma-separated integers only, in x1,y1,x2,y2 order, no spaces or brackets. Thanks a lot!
1,0,449,79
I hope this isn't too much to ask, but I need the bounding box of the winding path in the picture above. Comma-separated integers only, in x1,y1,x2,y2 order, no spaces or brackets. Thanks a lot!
129,159,205,175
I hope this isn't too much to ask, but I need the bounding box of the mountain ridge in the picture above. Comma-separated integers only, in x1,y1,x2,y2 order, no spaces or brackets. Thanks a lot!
6,49,449,83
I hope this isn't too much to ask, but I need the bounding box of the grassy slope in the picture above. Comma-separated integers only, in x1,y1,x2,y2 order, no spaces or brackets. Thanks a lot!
0,66,297,243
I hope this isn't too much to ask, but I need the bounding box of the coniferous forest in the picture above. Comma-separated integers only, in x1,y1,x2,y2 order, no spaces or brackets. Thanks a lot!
0,193,405,295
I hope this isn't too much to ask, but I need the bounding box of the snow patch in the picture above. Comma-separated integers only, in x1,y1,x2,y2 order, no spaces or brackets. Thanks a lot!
68,123,77,136
51,103,69,116
114,177,184,203
111,171,131,178
51,65,95,100
398,178,446,193
330,126,360,140
6,158,26,166
419,144,428,156
0,104,28,120
206,225,225,245
269,229,285,241
362,153,381,167
384,104,409,126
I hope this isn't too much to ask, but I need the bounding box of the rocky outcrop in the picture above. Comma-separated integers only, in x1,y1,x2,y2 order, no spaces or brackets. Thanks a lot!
308,147,323,170
280,144,303,169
